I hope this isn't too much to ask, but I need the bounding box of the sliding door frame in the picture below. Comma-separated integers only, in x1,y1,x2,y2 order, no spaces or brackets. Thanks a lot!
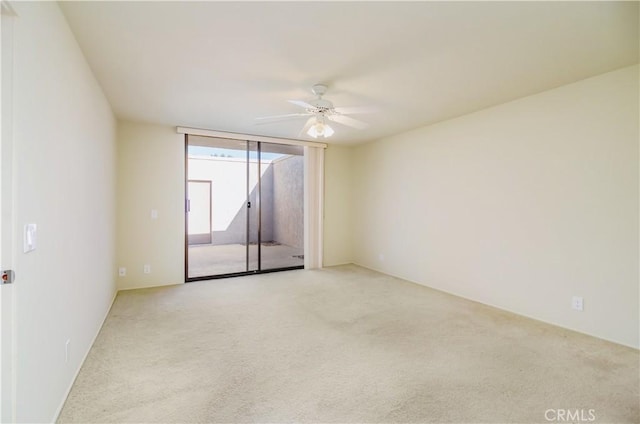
245,142,250,272
184,133,315,282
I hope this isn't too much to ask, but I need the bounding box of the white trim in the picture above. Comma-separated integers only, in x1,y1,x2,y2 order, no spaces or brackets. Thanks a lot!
53,290,118,422
177,127,328,149
118,282,183,291
0,5,17,422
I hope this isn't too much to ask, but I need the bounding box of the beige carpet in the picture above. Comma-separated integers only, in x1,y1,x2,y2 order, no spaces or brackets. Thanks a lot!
58,265,639,423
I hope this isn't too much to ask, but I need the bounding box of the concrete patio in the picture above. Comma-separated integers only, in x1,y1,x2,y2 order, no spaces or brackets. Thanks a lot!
188,243,304,278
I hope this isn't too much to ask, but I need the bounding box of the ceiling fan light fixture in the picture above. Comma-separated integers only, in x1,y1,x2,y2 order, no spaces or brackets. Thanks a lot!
307,120,334,138
323,123,334,137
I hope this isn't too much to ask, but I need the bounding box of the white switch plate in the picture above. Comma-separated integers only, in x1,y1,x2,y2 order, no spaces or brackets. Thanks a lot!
144,264,151,274
23,223,37,253
572,296,584,311
151,209,158,219
118,267,126,277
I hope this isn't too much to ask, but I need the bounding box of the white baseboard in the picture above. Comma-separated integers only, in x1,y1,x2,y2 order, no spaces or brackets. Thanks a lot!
52,289,118,422
118,281,183,291
352,261,639,351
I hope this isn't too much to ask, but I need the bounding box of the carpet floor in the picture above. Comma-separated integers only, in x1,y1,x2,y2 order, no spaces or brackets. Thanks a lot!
58,265,639,423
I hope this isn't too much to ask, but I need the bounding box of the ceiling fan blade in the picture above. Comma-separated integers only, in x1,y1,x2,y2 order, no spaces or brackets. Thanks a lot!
298,117,316,138
327,114,369,130
254,113,310,125
333,106,378,115
288,99,315,109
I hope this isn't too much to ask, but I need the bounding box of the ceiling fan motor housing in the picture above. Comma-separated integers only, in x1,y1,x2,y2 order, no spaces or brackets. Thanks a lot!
309,98,334,112
309,84,333,113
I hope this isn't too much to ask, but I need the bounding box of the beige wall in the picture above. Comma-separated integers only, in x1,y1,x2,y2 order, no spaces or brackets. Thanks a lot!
323,145,353,266
352,65,639,348
117,121,185,289
8,2,117,421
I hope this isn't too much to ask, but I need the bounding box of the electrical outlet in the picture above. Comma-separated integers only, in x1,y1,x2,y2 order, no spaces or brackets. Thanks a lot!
118,267,126,277
572,296,584,311
144,264,151,274
65,339,71,363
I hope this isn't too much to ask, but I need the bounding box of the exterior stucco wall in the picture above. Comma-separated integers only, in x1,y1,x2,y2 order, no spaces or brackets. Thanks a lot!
273,155,304,249
187,154,302,247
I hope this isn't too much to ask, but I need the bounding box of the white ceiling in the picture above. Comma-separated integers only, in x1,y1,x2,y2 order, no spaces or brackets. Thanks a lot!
59,1,639,145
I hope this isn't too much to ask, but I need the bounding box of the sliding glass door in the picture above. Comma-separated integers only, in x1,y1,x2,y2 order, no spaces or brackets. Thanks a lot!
259,142,305,271
186,137,251,277
185,135,304,280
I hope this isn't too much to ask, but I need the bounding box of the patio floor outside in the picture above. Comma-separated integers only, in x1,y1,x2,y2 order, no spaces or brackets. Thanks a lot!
188,243,304,278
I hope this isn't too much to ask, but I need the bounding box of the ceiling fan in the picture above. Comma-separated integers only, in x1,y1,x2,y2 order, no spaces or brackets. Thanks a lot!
256,84,372,138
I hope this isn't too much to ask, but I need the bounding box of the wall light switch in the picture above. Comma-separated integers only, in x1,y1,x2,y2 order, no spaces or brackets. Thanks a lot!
23,223,37,253
118,267,126,277
151,209,158,219
143,264,151,274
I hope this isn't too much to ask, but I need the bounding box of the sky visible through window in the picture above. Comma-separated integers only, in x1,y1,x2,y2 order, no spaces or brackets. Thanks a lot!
189,146,283,161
